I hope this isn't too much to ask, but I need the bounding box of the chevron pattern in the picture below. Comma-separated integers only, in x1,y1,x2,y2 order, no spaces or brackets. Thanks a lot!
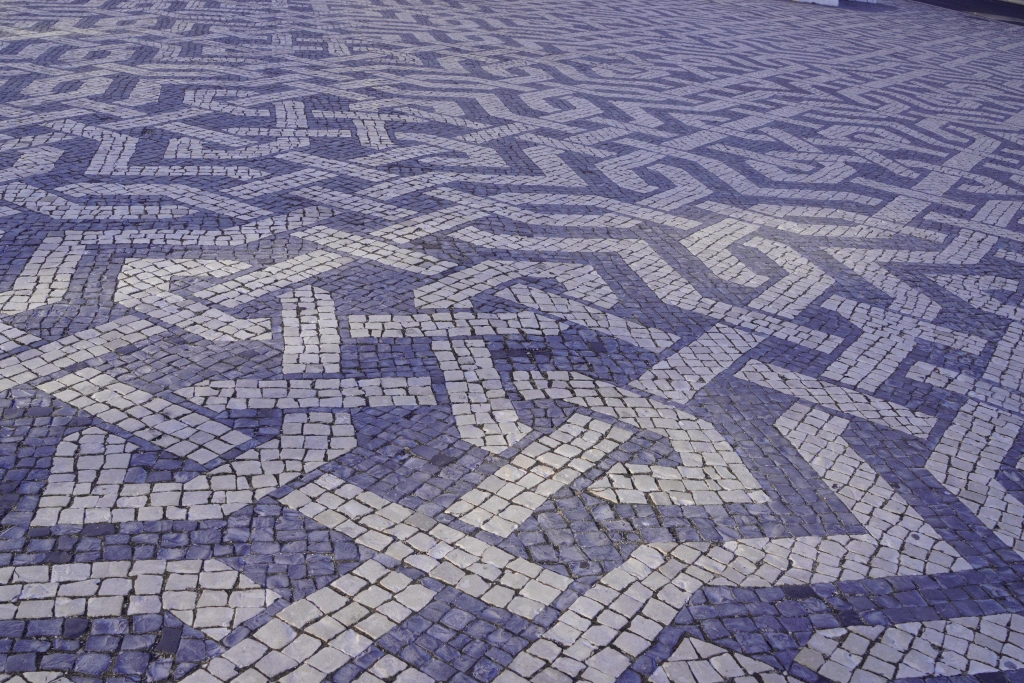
1,0,1024,681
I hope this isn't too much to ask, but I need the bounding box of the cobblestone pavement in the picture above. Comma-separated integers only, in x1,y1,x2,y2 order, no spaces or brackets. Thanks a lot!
1,0,1024,681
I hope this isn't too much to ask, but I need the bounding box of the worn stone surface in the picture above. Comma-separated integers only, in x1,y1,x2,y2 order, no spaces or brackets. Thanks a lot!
1,0,1024,680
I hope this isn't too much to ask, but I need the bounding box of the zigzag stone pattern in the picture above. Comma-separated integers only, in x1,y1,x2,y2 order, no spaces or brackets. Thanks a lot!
1,0,1024,679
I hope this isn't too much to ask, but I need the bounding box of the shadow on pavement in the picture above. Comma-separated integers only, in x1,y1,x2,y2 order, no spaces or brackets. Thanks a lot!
849,0,1024,23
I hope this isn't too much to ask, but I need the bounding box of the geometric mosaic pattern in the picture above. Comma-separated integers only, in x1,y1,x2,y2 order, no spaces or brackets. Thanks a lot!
1,0,1024,680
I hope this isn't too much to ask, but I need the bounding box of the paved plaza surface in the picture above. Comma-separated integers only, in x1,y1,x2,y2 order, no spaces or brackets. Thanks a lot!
2,0,1024,681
